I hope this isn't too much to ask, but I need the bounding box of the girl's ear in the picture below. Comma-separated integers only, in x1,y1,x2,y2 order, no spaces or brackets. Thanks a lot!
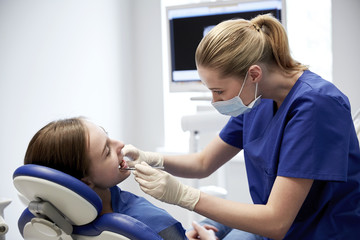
81,176,95,188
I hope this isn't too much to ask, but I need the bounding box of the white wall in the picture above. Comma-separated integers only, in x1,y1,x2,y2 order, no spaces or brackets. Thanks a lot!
130,0,165,150
0,0,134,238
332,0,360,114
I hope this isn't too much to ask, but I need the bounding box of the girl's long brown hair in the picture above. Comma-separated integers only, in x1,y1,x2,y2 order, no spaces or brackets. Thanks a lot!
24,117,89,179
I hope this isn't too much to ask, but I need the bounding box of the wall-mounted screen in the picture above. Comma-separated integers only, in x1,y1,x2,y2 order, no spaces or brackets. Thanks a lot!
165,0,285,92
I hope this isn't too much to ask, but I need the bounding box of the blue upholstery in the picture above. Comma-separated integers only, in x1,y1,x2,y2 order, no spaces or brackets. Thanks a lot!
13,164,163,240
13,164,102,213
73,212,162,239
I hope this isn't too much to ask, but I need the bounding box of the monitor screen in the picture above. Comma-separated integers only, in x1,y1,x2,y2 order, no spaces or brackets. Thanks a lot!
165,0,284,92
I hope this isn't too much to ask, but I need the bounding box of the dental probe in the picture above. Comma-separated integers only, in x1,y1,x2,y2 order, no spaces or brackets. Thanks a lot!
122,166,165,170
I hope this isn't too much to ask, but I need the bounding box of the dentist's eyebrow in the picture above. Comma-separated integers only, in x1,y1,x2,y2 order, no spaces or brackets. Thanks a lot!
208,87,223,91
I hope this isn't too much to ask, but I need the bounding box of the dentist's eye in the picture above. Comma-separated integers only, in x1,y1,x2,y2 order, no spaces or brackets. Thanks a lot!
213,90,223,95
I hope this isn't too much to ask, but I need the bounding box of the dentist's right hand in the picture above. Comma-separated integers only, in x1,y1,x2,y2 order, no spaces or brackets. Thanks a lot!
133,162,201,211
122,144,164,168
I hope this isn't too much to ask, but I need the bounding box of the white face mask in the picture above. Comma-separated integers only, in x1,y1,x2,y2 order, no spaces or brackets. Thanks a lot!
211,71,261,117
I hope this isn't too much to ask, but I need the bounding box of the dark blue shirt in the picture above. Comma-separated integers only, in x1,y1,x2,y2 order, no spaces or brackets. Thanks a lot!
110,186,187,239
220,70,360,239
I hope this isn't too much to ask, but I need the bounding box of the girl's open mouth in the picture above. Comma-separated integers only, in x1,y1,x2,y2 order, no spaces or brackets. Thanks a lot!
119,159,128,170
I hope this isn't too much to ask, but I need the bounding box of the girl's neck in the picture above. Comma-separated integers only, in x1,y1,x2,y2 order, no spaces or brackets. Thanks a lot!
93,187,113,215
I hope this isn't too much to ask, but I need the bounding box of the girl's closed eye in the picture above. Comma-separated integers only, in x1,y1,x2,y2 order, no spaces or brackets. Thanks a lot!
106,146,111,157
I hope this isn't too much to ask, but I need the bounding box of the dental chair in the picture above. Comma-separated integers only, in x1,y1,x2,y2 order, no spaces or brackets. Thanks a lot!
13,164,163,240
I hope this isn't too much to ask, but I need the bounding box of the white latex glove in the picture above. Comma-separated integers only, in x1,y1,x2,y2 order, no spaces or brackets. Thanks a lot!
133,162,200,211
121,144,164,167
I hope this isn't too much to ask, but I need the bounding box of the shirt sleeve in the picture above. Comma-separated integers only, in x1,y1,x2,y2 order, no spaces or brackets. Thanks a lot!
219,115,244,149
278,92,352,181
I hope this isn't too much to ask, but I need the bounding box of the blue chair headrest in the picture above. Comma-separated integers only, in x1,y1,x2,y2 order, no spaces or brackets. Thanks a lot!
13,164,163,240
13,164,102,225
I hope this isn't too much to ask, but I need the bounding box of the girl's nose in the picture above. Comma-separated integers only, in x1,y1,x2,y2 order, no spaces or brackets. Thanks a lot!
116,141,125,155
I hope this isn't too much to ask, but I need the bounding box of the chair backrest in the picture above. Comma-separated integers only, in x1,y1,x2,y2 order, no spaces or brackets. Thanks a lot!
13,164,163,240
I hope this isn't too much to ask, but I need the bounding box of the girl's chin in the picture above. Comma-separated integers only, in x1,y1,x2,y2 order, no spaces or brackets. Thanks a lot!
118,171,131,180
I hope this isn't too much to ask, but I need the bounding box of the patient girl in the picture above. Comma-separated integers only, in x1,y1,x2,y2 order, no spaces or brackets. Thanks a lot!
24,117,190,239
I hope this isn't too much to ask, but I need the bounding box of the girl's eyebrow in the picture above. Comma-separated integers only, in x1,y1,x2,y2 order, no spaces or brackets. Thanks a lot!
98,126,109,157
99,126,108,135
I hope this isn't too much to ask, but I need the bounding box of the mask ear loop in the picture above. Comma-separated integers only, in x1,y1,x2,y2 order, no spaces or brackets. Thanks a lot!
255,82,258,98
238,71,249,97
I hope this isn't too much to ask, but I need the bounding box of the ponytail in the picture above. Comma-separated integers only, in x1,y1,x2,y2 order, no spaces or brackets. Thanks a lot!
251,14,308,73
195,14,307,78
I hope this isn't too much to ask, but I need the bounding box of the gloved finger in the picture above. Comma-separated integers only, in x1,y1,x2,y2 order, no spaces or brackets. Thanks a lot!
138,184,152,195
134,167,166,183
136,179,155,195
121,144,139,160
138,184,165,200
134,162,159,175
134,176,161,190
126,160,140,168
135,177,151,189
121,144,133,155
135,177,165,199
133,170,162,184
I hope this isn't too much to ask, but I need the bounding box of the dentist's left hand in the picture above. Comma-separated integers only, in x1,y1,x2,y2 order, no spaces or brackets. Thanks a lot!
122,144,164,168
133,162,201,211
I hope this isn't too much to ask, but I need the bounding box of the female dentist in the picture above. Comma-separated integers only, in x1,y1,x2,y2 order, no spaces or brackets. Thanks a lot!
124,14,360,240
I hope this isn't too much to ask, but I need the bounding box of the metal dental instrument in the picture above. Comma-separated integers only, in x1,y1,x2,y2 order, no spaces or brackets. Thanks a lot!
120,152,164,170
123,166,165,170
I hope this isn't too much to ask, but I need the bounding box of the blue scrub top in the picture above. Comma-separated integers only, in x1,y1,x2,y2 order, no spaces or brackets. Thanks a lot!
110,186,187,239
219,70,360,239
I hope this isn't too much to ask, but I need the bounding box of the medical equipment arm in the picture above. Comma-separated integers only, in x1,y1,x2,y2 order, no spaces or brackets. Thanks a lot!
134,163,200,211
122,144,164,167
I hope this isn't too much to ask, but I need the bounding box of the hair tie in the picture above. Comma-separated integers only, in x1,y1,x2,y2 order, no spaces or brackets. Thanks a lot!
253,23,260,32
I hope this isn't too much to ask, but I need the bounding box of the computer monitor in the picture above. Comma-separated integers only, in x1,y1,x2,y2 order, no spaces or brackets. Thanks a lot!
165,0,285,92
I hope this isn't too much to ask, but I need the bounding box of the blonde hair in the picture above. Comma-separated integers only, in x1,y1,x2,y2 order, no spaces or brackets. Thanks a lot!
195,14,308,78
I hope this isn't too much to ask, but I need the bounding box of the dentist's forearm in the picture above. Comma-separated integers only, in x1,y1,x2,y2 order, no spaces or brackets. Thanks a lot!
193,192,287,240
163,136,239,178
193,176,313,240
164,152,209,178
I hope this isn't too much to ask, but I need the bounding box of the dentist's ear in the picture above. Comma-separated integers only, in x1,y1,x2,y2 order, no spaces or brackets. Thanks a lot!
248,65,262,83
